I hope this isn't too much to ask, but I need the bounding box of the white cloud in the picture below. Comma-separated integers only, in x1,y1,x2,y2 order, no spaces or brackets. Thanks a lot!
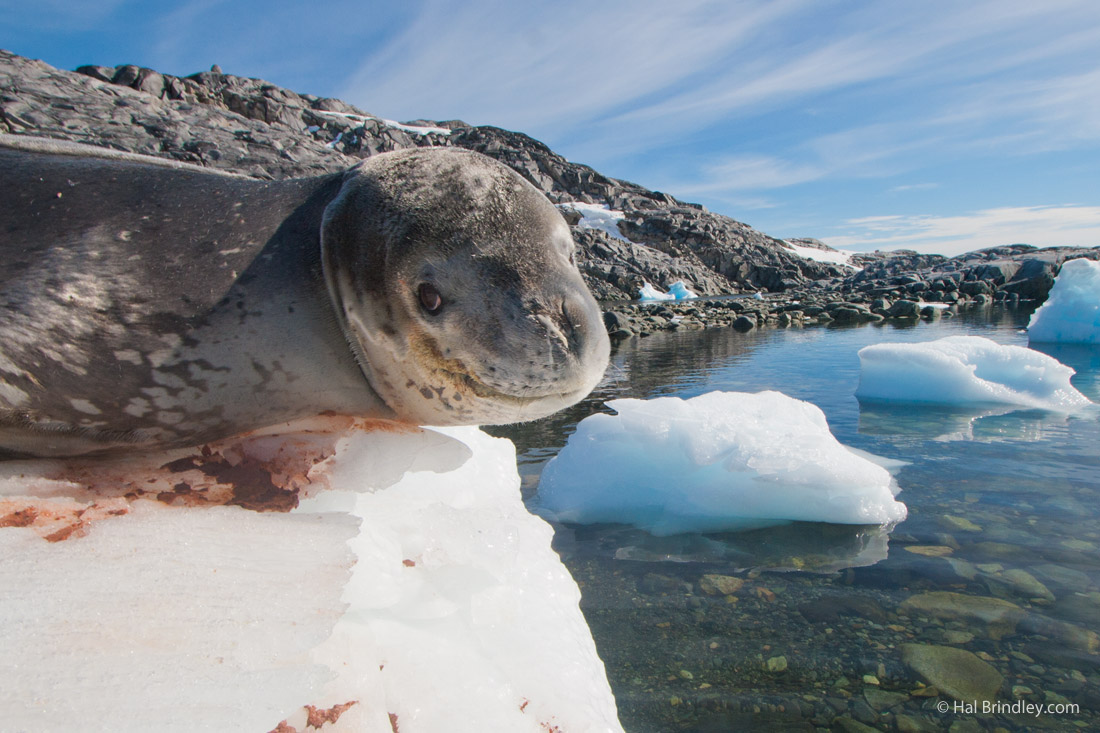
336,0,808,131
889,183,939,193
823,205,1100,256
676,154,823,192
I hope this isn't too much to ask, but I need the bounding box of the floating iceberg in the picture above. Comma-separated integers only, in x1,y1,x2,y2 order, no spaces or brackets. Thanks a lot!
0,420,622,733
856,335,1092,411
638,280,697,301
1028,257,1100,344
536,391,907,536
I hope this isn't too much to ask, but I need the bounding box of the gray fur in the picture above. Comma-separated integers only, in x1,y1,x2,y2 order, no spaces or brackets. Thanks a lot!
0,137,609,457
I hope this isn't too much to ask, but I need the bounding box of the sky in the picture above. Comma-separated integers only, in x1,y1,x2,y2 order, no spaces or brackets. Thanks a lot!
2,0,1099,256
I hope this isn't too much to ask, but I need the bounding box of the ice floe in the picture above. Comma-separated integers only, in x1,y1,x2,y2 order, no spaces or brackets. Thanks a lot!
1028,257,1100,345
536,391,906,536
856,335,1092,411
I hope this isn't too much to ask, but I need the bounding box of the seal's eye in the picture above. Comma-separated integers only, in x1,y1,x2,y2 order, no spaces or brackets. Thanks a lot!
418,282,444,316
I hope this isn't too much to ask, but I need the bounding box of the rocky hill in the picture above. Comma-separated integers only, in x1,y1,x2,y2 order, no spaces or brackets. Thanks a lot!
2,49,1096,327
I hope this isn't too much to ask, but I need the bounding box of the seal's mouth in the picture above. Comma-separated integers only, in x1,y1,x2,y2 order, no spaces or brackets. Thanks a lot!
440,364,574,406
411,331,576,407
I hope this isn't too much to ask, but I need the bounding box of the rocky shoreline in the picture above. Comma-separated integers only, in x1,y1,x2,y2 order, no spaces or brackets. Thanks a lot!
602,240,1093,338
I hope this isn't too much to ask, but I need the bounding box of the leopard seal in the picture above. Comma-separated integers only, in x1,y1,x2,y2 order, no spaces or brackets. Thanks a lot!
0,135,610,458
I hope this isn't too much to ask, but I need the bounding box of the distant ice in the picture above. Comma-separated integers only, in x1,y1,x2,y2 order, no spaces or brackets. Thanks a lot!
638,280,697,301
856,335,1093,411
313,109,452,136
1028,258,1100,344
536,391,907,536
782,240,860,269
558,202,634,244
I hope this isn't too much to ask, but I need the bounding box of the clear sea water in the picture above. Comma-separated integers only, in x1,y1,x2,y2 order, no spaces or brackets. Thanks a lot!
488,305,1100,732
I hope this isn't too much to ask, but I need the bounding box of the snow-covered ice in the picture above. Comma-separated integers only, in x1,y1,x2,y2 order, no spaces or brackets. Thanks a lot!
0,420,621,732
558,202,634,244
782,240,860,269
313,109,452,136
1028,257,1100,345
535,391,907,536
638,280,697,301
856,335,1093,411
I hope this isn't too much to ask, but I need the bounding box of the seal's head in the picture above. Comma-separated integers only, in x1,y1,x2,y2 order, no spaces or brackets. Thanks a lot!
321,147,610,425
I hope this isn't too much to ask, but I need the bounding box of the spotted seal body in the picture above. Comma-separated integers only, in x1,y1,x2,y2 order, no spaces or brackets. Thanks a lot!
0,135,610,457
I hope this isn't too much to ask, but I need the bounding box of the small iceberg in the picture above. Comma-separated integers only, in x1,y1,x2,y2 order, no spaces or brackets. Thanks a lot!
638,280,697,301
856,335,1092,411
1028,258,1100,345
536,391,906,536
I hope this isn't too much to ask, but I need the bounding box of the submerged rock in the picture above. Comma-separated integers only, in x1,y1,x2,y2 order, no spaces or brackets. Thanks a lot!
900,644,1003,705
898,591,1024,640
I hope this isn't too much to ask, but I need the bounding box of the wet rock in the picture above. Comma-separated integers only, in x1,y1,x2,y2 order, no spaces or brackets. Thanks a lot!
1049,592,1100,626
995,568,1055,602
894,713,936,733
834,715,879,732
699,574,745,596
640,573,691,595
863,688,908,711
940,515,981,533
898,591,1024,640
1018,614,1100,653
765,655,788,673
851,698,878,725
900,644,1003,705
903,545,954,557
731,315,756,332
798,595,888,624
886,300,922,319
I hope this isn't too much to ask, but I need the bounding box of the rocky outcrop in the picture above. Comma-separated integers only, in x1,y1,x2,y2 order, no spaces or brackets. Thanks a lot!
2,49,1095,317
842,244,1098,306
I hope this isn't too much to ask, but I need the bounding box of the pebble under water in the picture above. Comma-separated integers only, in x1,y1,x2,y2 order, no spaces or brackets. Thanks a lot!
488,305,1100,732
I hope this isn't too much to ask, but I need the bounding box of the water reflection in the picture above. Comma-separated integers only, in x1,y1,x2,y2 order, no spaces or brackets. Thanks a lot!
1030,342,1100,401
552,521,894,574
857,400,1067,443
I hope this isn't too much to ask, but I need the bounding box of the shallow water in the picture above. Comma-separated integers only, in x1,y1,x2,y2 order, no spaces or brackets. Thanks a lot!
488,305,1100,732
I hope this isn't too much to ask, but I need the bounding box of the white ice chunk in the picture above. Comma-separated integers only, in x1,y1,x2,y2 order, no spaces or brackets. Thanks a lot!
666,281,697,299
313,109,451,136
638,281,674,300
638,280,696,301
536,391,906,536
0,423,621,733
1028,257,1100,344
782,240,860,269
557,202,635,244
856,335,1093,410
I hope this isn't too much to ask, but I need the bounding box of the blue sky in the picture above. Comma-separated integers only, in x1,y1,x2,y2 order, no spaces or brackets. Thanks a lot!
3,0,1098,256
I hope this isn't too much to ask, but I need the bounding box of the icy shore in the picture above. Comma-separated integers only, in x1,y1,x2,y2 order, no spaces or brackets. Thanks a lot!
0,420,622,732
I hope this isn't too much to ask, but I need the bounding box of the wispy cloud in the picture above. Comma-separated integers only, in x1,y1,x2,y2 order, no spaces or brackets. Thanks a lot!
337,0,808,132
824,205,1100,256
889,183,939,194
675,154,824,193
